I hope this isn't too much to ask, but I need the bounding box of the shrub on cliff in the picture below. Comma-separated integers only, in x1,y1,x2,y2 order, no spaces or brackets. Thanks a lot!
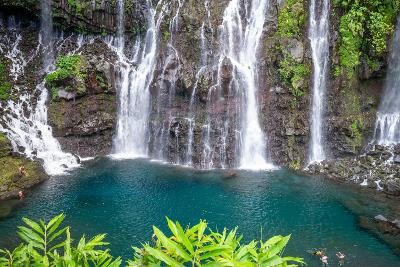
45,54,86,98
335,0,399,78
0,214,304,267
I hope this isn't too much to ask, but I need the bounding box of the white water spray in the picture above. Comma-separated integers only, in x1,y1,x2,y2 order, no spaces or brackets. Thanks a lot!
309,0,330,163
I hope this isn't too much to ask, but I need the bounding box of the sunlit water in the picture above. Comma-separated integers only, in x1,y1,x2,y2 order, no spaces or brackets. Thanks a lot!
0,159,399,266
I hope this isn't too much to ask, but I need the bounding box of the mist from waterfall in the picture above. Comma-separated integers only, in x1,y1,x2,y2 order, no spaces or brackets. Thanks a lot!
218,0,273,170
374,18,400,145
0,3,79,175
308,0,330,163
112,0,166,158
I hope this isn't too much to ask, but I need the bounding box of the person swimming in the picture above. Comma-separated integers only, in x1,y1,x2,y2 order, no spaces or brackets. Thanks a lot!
321,255,328,265
336,252,345,265
18,191,24,200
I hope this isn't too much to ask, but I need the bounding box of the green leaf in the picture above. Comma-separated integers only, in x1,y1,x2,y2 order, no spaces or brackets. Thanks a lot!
22,217,44,235
145,246,183,267
153,227,191,261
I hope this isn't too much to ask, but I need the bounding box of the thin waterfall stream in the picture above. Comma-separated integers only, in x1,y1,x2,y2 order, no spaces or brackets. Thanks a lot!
308,0,330,163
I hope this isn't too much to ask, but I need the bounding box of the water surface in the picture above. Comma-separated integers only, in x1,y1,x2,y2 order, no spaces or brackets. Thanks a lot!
0,158,399,267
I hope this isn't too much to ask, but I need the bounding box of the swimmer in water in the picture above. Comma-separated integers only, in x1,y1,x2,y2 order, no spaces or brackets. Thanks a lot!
18,191,24,200
321,255,328,266
336,252,345,265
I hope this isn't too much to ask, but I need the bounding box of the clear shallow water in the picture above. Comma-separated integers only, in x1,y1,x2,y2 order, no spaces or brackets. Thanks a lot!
0,159,399,267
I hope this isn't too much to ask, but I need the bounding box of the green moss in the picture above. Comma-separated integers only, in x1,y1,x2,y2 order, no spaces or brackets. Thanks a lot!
163,30,171,43
0,133,12,157
96,74,107,88
289,160,301,170
0,157,43,190
278,0,306,39
66,0,90,15
349,117,365,152
0,61,12,101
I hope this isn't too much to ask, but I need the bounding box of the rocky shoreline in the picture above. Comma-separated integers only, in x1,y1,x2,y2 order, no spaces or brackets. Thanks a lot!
306,145,400,197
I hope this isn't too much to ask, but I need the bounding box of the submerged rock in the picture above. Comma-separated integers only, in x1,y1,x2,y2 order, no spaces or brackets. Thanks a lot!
375,214,388,222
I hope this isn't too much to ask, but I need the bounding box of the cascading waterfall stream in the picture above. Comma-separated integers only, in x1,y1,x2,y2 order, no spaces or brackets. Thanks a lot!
185,0,212,167
112,0,166,158
373,18,400,146
309,0,330,163
0,3,79,175
219,0,273,170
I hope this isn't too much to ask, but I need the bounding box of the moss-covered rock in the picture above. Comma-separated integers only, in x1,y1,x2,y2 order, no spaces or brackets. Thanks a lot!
0,133,48,200
0,59,12,101
0,133,12,157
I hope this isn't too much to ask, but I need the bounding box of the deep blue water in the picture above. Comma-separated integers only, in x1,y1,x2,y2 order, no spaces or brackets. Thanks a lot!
0,158,399,266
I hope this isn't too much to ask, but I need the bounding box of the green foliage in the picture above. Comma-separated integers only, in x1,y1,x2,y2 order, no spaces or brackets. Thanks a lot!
129,218,304,267
289,160,301,170
45,55,86,98
67,0,90,14
278,53,309,99
0,214,122,267
335,0,399,78
277,0,309,101
163,30,171,42
96,74,107,88
0,215,304,267
278,0,306,39
349,117,365,151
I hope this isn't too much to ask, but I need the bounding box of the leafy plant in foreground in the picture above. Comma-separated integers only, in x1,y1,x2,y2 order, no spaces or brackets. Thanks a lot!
0,215,304,266
128,218,304,267
0,214,121,267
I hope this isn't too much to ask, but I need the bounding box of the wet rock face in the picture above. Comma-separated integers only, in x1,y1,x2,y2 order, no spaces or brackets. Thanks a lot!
48,93,117,158
1,0,147,35
0,0,393,171
47,40,118,158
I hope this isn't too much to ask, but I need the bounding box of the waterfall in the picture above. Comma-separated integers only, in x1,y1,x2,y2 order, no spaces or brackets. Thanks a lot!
112,0,166,158
218,0,273,170
308,0,330,163
185,0,212,167
0,4,79,175
374,18,400,145
40,0,54,72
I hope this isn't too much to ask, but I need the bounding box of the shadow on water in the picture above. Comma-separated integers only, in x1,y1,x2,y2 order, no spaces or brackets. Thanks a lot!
0,158,399,267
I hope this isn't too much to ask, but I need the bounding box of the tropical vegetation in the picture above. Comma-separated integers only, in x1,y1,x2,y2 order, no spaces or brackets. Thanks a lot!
0,214,304,266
